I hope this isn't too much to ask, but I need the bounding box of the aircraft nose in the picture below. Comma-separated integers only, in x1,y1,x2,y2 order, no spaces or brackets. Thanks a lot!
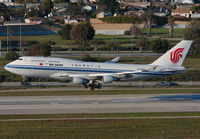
4,61,19,74
4,63,10,71
4,62,13,72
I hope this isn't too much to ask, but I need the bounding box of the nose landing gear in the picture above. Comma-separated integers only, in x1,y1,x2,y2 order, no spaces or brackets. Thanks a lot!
21,76,31,86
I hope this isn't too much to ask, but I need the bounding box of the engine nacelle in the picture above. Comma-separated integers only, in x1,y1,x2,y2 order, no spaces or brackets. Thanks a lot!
73,77,87,84
103,75,116,83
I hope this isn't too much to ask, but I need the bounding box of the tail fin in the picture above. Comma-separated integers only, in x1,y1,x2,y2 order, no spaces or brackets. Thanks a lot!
151,40,192,66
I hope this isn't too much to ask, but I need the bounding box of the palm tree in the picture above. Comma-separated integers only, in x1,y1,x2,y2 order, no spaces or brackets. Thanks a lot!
147,14,152,36
143,11,153,36
168,15,175,38
141,11,154,36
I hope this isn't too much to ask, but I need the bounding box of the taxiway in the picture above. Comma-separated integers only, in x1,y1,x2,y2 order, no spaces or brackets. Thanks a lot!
0,94,200,115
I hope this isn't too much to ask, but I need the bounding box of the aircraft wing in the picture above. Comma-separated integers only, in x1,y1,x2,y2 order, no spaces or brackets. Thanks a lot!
50,70,143,79
87,71,143,77
68,70,143,79
105,57,120,63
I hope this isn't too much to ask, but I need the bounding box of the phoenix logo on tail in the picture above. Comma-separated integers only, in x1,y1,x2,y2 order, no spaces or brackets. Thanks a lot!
170,48,184,63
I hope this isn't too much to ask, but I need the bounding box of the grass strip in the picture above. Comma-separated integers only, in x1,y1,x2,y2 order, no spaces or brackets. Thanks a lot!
1,112,200,120
0,114,200,138
0,88,199,96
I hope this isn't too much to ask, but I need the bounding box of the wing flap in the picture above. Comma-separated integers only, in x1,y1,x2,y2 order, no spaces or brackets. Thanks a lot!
87,70,143,77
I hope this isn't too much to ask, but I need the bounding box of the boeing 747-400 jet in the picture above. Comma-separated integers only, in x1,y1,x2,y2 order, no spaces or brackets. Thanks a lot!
5,40,192,90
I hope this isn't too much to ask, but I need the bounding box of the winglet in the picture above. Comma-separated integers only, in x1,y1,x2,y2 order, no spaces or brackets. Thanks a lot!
105,57,120,63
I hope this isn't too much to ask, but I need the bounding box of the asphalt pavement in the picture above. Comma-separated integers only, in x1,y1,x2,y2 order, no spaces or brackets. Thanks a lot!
0,94,200,115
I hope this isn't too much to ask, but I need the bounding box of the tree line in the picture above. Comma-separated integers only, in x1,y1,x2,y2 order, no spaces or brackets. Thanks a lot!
58,22,95,45
4,19,200,58
100,15,141,24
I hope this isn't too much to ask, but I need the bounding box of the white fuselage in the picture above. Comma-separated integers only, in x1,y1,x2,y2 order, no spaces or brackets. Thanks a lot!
4,56,186,81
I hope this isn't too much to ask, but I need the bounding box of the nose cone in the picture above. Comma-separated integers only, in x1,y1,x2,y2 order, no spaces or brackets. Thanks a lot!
4,60,22,75
4,63,11,72
4,61,15,73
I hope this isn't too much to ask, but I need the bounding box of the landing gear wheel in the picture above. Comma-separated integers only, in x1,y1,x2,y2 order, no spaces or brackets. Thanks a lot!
91,86,94,91
88,80,102,91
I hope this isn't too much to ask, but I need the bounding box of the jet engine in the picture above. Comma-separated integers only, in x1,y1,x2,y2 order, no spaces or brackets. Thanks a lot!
103,75,116,83
73,77,88,84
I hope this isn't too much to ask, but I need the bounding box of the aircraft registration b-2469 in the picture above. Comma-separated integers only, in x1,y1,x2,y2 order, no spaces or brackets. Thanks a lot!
5,40,192,90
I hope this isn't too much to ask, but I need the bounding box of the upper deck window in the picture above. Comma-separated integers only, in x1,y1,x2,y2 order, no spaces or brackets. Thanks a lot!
48,61,59,63
31,60,45,62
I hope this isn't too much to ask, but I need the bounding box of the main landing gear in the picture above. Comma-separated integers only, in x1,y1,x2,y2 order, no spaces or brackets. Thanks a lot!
83,80,102,91
21,76,31,86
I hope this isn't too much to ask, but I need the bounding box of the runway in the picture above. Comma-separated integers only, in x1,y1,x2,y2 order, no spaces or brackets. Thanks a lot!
0,94,200,115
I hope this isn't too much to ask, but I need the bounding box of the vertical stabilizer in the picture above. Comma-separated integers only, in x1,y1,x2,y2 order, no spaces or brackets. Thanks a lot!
151,40,192,66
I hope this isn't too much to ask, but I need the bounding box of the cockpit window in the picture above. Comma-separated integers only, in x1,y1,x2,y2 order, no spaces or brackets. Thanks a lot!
18,58,23,60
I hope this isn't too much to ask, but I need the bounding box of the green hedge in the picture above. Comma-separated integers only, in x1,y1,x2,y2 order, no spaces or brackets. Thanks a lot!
100,15,141,24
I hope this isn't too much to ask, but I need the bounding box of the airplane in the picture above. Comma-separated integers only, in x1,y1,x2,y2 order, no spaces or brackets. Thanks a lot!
4,40,192,90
